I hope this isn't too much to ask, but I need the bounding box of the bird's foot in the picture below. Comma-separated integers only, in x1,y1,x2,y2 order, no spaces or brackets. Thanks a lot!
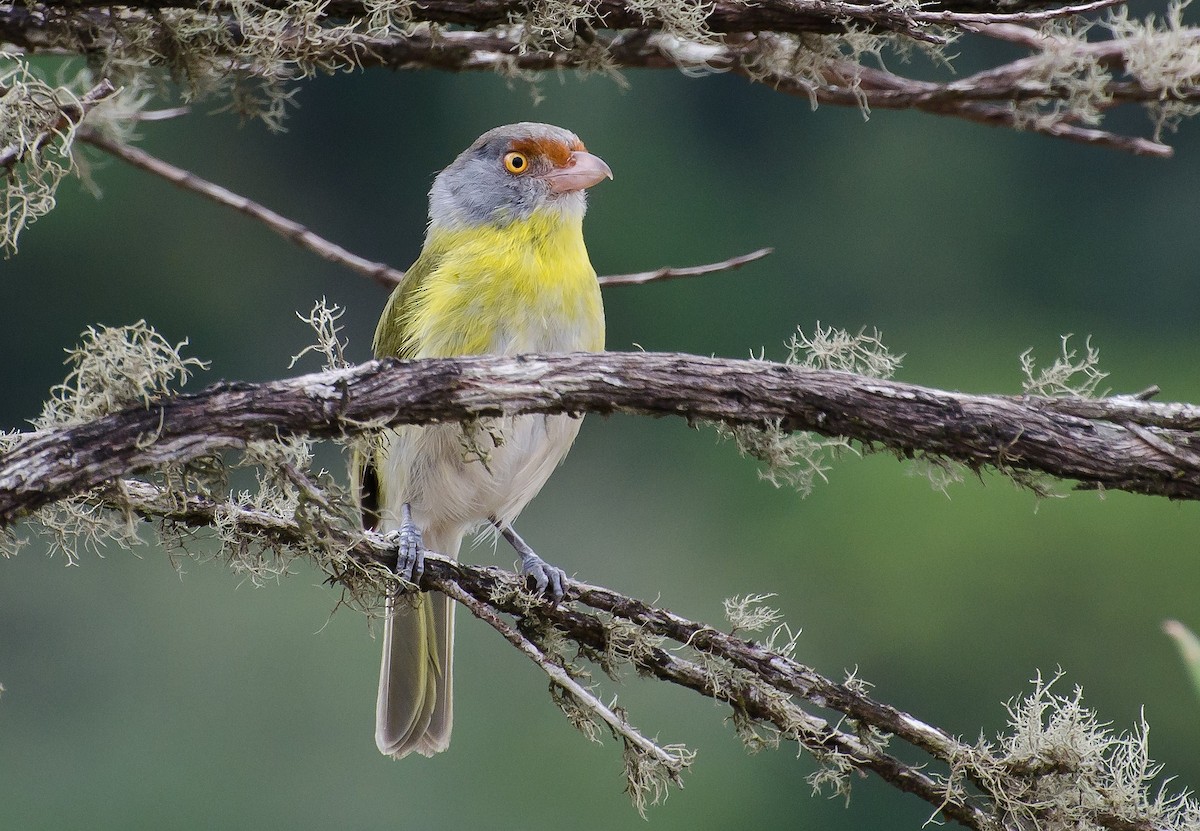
519,551,568,602
492,519,568,601
384,503,425,587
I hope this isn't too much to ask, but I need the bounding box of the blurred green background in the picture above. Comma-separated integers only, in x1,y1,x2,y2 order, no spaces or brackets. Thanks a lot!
3,58,1200,830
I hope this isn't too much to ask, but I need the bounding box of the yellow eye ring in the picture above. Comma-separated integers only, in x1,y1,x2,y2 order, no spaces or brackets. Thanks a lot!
503,152,529,175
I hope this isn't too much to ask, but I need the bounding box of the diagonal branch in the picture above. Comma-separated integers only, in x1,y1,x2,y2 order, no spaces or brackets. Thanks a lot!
100,475,1181,831
597,247,774,287
6,351,1200,528
75,126,407,290
116,476,986,825
434,574,693,813
75,127,770,290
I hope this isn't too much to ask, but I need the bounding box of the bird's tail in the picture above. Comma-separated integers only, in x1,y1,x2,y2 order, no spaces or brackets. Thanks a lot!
375,527,462,759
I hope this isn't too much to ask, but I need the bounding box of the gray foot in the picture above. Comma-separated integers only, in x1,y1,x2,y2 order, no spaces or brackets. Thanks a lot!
384,503,425,586
493,519,568,602
519,552,568,602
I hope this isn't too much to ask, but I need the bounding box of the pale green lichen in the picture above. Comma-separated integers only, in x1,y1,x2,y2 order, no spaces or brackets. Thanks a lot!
9,322,207,564
1008,332,1109,498
1,55,90,253
36,321,207,429
905,453,966,496
290,297,352,372
724,592,783,633
622,738,694,818
550,681,606,744
624,0,713,43
34,491,143,565
519,0,600,51
1020,334,1108,398
787,323,904,378
722,418,844,495
600,616,665,676
731,706,784,754
1012,20,1113,130
8,320,375,597
1108,0,1200,138
720,324,901,495
360,0,417,39
954,671,1200,830
740,30,896,115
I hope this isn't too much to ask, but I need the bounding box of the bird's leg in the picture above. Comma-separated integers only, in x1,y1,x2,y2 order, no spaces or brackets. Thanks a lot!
492,519,568,602
384,503,425,587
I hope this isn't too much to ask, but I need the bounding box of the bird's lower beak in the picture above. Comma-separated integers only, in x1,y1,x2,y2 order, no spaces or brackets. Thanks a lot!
543,151,613,194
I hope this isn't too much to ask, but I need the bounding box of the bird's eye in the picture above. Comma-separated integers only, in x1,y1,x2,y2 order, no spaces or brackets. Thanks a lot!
503,152,529,174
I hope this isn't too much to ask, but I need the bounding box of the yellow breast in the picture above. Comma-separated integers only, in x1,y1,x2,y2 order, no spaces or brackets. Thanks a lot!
381,210,605,360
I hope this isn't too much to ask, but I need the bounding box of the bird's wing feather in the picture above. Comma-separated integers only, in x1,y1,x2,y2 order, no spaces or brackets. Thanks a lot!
373,249,441,360
353,249,444,528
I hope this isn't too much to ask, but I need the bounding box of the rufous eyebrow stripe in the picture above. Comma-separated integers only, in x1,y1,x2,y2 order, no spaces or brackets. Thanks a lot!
509,136,586,166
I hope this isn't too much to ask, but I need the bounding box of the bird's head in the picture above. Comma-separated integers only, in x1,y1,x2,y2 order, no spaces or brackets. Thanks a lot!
428,123,612,231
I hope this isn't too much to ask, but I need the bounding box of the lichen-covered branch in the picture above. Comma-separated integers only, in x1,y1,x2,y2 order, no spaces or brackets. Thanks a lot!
5,350,1200,527
0,77,113,170
2,321,1194,828
3,0,1200,162
79,474,1195,830
0,66,116,250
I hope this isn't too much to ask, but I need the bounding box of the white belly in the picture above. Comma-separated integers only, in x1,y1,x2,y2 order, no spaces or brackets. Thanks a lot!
378,256,602,545
377,413,583,541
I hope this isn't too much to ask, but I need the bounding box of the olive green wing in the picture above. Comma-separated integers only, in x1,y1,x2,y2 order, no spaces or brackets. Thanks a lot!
355,250,442,530
373,248,443,360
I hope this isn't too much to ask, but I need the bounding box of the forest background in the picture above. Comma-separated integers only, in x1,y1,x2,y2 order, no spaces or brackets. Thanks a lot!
3,16,1200,828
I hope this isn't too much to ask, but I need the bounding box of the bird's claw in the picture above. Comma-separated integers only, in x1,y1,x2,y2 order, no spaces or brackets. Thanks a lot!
519,552,568,602
385,506,425,587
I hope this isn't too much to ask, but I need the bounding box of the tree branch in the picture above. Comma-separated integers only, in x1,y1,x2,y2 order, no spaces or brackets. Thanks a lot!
597,247,775,287
5,0,1198,156
75,126,408,290
75,126,768,290
327,28,1200,157
6,351,1200,527
95,474,1184,831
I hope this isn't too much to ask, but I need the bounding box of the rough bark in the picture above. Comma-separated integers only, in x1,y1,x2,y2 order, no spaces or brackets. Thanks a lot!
4,350,1200,526
3,0,1196,155
106,476,1174,831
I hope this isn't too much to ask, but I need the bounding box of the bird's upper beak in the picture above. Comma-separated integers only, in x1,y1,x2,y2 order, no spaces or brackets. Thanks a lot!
542,151,613,194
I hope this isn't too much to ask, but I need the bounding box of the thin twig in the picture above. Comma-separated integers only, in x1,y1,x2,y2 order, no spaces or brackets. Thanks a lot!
907,0,1124,23
597,247,774,287
433,577,691,795
736,58,1177,158
75,126,407,290
78,128,773,290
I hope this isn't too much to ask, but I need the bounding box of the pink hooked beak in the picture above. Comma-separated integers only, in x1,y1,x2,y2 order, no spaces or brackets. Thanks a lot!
542,151,613,194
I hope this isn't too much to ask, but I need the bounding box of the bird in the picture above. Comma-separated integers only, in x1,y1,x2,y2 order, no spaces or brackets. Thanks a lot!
355,123,612,759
